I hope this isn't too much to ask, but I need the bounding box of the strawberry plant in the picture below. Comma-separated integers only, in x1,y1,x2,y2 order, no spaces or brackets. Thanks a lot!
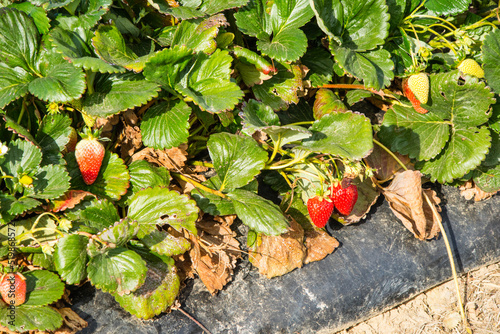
0,0,499,332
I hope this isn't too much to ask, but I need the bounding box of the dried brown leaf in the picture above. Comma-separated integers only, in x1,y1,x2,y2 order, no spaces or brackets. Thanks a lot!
459,180,498,202
131,144,188,170
54,307,88,333
51,190,95,212
249,218,306,278
119,125,142,159
304,229,339,264
383,170,441,240
364,140,413,181
334,177,380,225
182,219,241,294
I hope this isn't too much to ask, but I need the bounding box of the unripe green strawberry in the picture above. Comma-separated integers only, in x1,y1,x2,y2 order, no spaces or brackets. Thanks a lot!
307,195,334,228
75,134,105,185
330,183,358,216
457,59,484,78
402,77,428,114
407,73,429,104
0,272,27,306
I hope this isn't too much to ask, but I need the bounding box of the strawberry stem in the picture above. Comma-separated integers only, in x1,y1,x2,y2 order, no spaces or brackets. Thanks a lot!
373,139,408,172
171,172,228,199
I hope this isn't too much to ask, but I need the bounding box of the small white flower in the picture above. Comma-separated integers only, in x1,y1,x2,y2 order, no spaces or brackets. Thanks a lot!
0,143,8,156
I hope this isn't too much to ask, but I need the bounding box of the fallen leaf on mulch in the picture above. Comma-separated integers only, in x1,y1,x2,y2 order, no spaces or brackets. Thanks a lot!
304,228,340,264
177,217,241,294
249,218,306,279
131,144,188,170
459,180,498,201
54,307,88,333
382,170,441,240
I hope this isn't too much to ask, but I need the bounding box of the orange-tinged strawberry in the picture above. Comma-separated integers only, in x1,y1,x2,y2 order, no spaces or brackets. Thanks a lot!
403,77,428,114
0,272,27,306
457,59,484,78
75,133,105,185
407,73,429,104
307,195,334,228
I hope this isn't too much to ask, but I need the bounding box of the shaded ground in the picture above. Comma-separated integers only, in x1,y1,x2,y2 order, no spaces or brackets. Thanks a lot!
337,261,500,334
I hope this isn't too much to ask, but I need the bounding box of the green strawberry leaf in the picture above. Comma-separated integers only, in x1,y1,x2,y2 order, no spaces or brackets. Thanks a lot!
234,0,313,62
313,89,348,120
87,247,148,294
29,0,74,10
28,48,86,103
92,23,150,72
143,45,194,93
128,187,199,235
82,72,160,117
0,304,63,332
7,2,49,34
27,164,71,200
300,111,374,160
35,113,72,166
141,100,191,150
424,0,471,15
252,62,303,111
483,130,500,167
417,127,492,183
207,132,268,191
30,253,55,271
0,215,58,245
65,198,120,231
381,71,495,183
474,164,500,193
49,27,125,74
56,0,112,30
138,229,191,257
152,0,248,20
330,46,394,90
24,270,65,306
97,218,139,247
311,0,389,52
171,16,225,54
120,160,170,205
175,49,244,113
0,194,40,223
0,63,33,108
191,175,238,216
490,103,500,134
54,234,89,285
227,189,289,235
0,8,39,70
0,139,42,178
112,249,179,319
0,111,37,144
239,99,280,136
483,29,500,94
66,151,130,201
301,47,334,87
378,105,450,161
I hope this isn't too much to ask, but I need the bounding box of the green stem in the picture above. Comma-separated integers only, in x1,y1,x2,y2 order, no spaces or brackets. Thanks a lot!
288,121,314,126
407,14,458,30
413,24,458,55
12,97,27,141
373,139,408,172
189,135,208,142
267,137,282,164
86,70,96,95
171,172,228,199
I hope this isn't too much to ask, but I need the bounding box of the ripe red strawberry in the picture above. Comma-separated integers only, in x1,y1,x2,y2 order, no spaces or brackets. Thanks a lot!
307,196,334,228
0,272,27,306
402,76,428,114
330,183,358,216
75,131,105,185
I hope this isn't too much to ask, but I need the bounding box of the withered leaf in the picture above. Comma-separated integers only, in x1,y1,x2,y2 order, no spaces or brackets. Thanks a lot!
383,170,441,240
364,138,413,181
51,190,96,212
184,219,241,294
131,144,188,170
460,180,498,202
304,229,339,264
54,307,89,334
249,218,306,279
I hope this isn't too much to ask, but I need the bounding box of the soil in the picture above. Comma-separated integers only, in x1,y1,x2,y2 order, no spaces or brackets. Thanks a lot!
336,261,500,334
